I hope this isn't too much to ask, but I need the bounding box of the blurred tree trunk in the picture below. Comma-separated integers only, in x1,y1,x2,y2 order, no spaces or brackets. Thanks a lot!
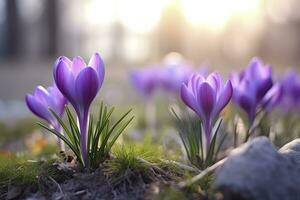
5,0,20,57
45,0,58,56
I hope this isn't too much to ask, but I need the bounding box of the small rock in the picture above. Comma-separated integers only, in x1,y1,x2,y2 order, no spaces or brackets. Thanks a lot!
214,136,300,200
279,139,300,165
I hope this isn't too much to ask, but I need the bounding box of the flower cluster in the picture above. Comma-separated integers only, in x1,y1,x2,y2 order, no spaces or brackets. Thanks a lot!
26,54,300,171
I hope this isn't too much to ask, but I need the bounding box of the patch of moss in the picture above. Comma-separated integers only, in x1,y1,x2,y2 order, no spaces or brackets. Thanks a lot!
0,155,41,186
105,139,164,176
0,148,66,188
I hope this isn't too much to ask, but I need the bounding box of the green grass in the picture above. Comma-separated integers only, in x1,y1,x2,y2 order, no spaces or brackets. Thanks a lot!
0,155,42,186
105,137,164,176
0,145,68,188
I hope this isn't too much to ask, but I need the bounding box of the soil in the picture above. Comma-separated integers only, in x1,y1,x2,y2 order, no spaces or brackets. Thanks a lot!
1,160,206,200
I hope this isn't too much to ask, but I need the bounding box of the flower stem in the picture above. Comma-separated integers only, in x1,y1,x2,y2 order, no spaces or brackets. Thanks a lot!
53,124,65,150
79,110,89,167
204,120,211,152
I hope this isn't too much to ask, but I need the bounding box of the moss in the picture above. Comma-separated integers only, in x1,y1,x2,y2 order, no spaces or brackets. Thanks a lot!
0,147,65,188
105,139,164,176
0,155,40,186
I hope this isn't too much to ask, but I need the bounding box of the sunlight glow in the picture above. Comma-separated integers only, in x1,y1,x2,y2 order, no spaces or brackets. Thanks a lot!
83,0,262,32
181,0,261,30
118,0,168,34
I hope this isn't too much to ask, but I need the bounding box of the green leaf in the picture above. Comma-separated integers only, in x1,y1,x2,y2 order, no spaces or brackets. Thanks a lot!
65,107,80,150
99,109,133,152
37,122,83,165
106,116,134,152
49,108,77,147
206,118,223,166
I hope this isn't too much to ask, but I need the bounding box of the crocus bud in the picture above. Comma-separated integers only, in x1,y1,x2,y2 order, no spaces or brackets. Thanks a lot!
26,84,67,147
53,53,105,165
181,72,233,147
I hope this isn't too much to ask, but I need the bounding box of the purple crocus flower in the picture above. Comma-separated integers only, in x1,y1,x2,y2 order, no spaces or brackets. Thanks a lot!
231,58,273,125
26,84,67,147
279,71,300,112
53,53,105,165
181,72,233,147
130,64,194,98
129,67,160,98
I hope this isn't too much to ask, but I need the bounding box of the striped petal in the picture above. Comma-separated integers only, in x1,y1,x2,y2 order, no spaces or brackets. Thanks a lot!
88,53,105,88
75,67,99,110
55,60,76,107
197,82,216,119
214,80,232,116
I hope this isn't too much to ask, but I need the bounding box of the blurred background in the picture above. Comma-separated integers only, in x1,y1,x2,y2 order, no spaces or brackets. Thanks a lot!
1,0,300,152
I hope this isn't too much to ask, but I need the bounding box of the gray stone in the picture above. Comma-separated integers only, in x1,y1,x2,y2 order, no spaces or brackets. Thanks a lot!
214,137,300,200
279,139,300,165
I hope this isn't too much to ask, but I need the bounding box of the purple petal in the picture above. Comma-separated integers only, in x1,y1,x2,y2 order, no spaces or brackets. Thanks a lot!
207,72,221,92
34,86,50,107
47,85,67,116
230,73,241,89
53,56,72,81
181,83,202,117
214,80,232,116
262,83,282,111
72,56,86,78
256,78,273,101
238,94,256,124
248,57,263,77
55,60,76,106
192,74,205,94
75,67,99,110
88,53,105,87
26,94,53,123
197,82,216,119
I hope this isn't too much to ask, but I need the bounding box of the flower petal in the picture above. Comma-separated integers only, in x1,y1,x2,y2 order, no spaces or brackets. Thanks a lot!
207,72,221,92
181,83,202,117
55,60,76,106
26,94,53,123
34,86,50,107
72,56,86,78
197,82,216,119
47,85,67,116
256,78,273,101
261,83,282,111
88,53,105,87
214,80,232,116
75,67,99,110
53,56,72,80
